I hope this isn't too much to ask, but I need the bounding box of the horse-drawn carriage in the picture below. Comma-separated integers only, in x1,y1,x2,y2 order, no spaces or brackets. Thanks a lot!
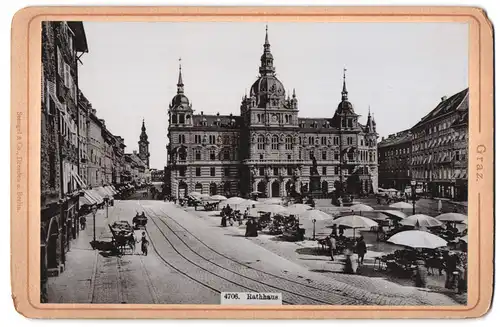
108,221,135,255
132,212,148,229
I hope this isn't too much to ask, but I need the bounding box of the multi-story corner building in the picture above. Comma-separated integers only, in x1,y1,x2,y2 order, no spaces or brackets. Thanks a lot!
166,27,378,199
123,151,147,185
87,110,104,187
40,21,88,302
377,130,413,190
410,88,469,199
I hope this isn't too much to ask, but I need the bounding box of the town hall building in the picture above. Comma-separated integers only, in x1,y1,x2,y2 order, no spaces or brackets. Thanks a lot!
165,27,378,199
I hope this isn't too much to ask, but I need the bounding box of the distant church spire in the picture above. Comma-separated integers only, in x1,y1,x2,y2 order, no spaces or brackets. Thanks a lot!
138,120,150,168
341,67,348,101
177,57,184,94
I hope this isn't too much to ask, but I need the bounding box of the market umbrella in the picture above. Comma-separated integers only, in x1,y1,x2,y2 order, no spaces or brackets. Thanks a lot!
332,215,378,237
349,204,374,212
401,214,443,228
237,199,259,210
386,188,398,192
209,195,227,201
460,235,468,243
255,204,287,215
189,191,202,198
264,198,283,205
285,203,312,215
220,197,245,206
389,201,413,210
387,230,448,249
377,210,407,220
298,209,332,221
435,213,468,223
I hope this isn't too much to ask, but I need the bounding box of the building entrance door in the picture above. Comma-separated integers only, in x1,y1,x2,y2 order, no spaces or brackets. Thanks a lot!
271,181,280,198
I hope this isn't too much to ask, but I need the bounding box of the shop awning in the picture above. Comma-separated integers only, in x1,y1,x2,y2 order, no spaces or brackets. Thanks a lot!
88,189,104,203
460,171,468,179
104,185,116,196
94,186,111,199
79,190,96,207
72,171,87,189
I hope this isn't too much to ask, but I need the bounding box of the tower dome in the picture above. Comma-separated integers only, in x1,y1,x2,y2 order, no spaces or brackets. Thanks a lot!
169,59,192,110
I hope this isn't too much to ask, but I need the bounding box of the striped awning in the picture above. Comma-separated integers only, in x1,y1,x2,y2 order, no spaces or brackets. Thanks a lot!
87,189,104,203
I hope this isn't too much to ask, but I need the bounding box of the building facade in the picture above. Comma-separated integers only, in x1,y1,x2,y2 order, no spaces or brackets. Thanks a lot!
166,27,378,199
40,21,88,302
410,88,469,199
377,130,412,190
87,110,104,187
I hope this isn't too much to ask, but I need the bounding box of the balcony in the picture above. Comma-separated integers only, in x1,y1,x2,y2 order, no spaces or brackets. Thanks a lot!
242,159,305,165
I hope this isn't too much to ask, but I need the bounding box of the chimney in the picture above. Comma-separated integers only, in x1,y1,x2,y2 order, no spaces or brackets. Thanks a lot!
217,112,220,116
441,96,448,102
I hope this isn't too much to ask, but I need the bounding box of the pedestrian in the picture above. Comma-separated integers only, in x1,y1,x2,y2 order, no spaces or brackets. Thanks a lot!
328,232,337,261
80,216,86,230
338,225,345,237
445,251,458,289
331,224,338,237
355,236,367,265
414,259,427,288
138,231,149,256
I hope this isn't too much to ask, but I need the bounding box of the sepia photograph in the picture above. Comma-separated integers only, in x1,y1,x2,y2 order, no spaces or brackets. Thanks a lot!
39,20,471,307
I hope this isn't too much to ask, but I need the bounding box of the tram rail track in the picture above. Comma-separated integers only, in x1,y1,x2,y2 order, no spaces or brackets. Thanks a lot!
141,202,361,305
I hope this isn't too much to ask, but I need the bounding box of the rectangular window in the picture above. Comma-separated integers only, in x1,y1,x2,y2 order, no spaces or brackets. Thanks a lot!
179,114,185,124
195,135,201,143
179,167,186,177
322,151,327,160
179,135,185,143
259,167,265,176
195,150,201,160
334,137,339,145
347,137,353,145
287,167,293,175
322,167,327,175
209,135,215,144
273,168,279,176
223,150,230,160
210,167,215,176
334,167,339,175
224,167,230,176
171,115,177,124
195,167,201,176
334,152,339,160
57,47,63,77
210,151,215,160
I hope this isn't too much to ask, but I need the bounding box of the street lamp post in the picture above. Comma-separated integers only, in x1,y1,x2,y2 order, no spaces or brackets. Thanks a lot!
92,207,97,244
312,218,317,240
410,180,416,215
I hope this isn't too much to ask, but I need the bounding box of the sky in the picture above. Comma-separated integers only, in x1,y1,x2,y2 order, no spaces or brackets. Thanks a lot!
77,22,468,170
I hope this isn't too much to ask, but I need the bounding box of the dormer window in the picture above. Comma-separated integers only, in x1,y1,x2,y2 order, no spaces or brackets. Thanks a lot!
172,115,178,124
179,114,185,124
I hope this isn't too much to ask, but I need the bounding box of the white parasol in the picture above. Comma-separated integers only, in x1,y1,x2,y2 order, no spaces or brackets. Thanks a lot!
349,204,374,212
435,213,468,223
401,214,443,228
298,209,332,221
387,230,448,249
389,201,413,209
332,215,378,237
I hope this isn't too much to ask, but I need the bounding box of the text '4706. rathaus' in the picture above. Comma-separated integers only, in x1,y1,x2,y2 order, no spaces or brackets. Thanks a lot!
165,27,379,199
